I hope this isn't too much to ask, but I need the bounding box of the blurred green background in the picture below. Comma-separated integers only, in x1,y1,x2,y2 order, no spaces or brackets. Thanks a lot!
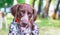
0,0,60,35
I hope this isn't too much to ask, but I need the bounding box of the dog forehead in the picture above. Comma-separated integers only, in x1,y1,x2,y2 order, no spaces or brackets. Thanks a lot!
19,4,33,12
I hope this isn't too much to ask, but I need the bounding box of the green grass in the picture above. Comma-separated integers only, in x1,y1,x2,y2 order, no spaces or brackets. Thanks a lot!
36,17,60,28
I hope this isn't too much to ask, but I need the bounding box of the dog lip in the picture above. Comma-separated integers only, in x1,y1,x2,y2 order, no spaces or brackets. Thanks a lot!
21,23,27,27
22,23,27,24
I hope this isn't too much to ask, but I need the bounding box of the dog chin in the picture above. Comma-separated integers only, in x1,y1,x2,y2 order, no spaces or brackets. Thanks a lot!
21,27,26,30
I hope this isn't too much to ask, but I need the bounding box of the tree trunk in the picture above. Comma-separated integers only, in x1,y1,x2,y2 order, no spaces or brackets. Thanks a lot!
33,0,36,7
42,0,51,18
4,7,6,12
37,0,42,15
52,0,60,19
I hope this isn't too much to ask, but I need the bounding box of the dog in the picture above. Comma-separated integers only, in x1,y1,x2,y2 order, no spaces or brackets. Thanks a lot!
8,4,39,35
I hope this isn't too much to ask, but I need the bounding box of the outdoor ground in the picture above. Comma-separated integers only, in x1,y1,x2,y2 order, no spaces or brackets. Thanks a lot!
0,13,60,35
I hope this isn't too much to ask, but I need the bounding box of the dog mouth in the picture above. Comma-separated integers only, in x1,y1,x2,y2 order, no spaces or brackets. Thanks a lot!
21,23,27,27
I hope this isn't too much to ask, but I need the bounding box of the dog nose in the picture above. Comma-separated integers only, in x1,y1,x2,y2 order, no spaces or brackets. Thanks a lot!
22,19,28,24
21,13,28,24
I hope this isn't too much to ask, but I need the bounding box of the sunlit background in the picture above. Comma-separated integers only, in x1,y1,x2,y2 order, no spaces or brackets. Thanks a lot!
0,0,60,35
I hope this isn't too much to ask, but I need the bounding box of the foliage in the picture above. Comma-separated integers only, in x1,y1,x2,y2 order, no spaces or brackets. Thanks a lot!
0,0,14,8
0,0,5,8
17,0,25,4
29,0,34,6
29,0,36,6
6,0,14,7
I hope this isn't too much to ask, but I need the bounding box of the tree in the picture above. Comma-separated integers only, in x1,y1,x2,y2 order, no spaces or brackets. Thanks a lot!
37,0,43,15
42,0,51,18
0,0,13,8
5,0,14,12
6,0,14,7
52,0,60,19
0,0,5,8
0,0,14,12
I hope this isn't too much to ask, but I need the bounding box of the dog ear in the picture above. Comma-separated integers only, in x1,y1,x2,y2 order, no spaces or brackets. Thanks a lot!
11,4,19,17
11,4,20,22
11,6,15,17
33,8,37,21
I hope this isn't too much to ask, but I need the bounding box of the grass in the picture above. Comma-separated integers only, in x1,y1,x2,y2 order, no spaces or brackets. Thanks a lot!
36,17,60,28
0,29,8,35
0,13,60,35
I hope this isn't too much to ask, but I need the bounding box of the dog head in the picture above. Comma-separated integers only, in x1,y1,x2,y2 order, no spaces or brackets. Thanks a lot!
11,4,37,27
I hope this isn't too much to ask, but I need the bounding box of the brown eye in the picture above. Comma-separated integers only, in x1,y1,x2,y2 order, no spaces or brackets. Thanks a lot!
28,12,30,15
22,10,25,14
28,12,32,18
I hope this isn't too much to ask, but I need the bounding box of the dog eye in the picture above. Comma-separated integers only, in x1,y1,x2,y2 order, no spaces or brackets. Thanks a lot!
28,12,32,18
22,10,25,14
28,12,31,15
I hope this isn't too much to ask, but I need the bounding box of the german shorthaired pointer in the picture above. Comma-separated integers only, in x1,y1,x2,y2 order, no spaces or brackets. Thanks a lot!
8,4,39,35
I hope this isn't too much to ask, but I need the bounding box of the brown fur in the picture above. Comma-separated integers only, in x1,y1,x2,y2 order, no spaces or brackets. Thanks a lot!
11,4,37,31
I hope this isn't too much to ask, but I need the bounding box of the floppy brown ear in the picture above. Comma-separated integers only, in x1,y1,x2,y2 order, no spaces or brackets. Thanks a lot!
33,8,37,21
11,4,19,17
11,6,15,17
